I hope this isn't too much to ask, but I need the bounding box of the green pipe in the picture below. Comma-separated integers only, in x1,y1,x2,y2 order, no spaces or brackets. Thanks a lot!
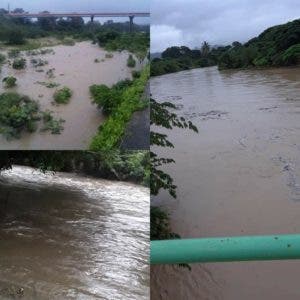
151,234,300,264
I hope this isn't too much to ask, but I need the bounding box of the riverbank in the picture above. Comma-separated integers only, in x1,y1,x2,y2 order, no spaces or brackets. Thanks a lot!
0,41,142,149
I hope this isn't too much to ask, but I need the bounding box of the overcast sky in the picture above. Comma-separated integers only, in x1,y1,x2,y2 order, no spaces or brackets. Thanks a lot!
1,0,149,23
151,0,300,52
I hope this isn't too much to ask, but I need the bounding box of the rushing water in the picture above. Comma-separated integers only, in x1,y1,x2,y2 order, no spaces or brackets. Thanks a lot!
0,41,142,150
0,166,149,299
151,66,300,299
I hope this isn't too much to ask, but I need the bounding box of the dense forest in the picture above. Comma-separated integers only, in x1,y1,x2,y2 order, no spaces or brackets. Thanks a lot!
218,18,300,69
151,42,228,76
0,151,150,185
151,18,300,76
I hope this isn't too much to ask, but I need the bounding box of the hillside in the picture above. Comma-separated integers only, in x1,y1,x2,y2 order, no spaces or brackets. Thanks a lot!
218,19,300,69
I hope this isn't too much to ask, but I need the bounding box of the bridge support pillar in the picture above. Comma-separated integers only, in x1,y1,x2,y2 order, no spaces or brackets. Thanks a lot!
91,15,94,23
129,16,134,33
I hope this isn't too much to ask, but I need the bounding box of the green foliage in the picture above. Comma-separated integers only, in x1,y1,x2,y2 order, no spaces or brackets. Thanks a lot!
12,58,26,69
0,150,149,185
105,52,114,58
62,37,75,46
41,111,65,134
36,81,60,88
132,70,141,78
127,54,136,68
89,65,149,151
31,58,48,67
151,44,218,76
96,30,121,46
53,87,72,104
8,49,20,58
5,28,25,45
0,53,6,64
218,18,300,69
150,206,180,240
2,76,17,88
0,92,40,139
104,32,149,59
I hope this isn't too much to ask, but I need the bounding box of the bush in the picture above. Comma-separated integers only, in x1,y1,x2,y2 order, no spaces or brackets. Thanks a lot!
0,92,40,139
41,111,65,134
53,87,72,104
62,38,75,46
2,76,17,88
6,29,25,45
0,53,6,64
8,49,20,58
31,58,48,67
12,58,26,69
132,70,141,78
105,53,113,59
127,54,136,68
89,64,149,151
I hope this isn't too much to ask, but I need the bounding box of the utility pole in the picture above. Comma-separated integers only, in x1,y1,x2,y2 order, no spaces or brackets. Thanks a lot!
7,3,10,14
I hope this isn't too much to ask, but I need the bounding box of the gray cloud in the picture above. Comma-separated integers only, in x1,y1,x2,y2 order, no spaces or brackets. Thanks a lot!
5,0,149,24
151,0,300,52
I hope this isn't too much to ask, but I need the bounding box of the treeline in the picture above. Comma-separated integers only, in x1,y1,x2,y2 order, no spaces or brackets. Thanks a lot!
0,7,149,48
0,151,150,185
151,18,300,76
151,42,228,76
218,19,300,69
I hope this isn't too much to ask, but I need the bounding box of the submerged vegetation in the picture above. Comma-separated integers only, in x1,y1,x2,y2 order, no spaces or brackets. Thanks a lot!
2,76,17,88
53,87,72,104
0,92,39,139
127,54,136,68
90,65,149,151
41,111,65,134
12,58,26,69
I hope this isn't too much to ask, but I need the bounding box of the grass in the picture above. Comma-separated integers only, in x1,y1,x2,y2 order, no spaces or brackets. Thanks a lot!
36,81,60,88
89,64,149,151
53,87,72,104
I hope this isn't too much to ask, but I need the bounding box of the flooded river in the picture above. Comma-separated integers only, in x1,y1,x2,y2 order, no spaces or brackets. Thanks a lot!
0,41,141,149
151,66,300,299
0,166,149,299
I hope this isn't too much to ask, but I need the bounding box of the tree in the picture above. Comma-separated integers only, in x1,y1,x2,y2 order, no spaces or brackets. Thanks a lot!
201,41,210,57
37,11,57,31
6,28,25,45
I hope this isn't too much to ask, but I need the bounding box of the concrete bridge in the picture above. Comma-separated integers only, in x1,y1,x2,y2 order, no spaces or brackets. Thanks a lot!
7,12,150,32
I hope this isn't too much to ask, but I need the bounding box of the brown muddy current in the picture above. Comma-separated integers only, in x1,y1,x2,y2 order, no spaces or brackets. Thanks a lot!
151,66,300,299
0,166,149,299
0,41,141,149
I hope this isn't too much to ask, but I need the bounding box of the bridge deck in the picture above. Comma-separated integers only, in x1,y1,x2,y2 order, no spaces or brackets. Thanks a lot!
7,12,150,18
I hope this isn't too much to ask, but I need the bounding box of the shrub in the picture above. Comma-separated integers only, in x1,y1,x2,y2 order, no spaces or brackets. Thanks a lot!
62,38,75,46
0,53,6,64
53,87,72,104
12,58,26,69
2,76,17,88
105,53,113,59
31,58,48,67
132,70,141,78
94,58,100,63
41,111,65,134
8,49,20,58
6,29,25,45
0,92,40,140
127,54,136,68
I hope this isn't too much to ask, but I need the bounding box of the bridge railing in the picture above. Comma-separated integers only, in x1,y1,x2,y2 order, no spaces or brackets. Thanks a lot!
150,234,300,264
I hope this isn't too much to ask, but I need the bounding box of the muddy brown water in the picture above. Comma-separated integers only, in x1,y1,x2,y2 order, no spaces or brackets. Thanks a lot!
151,66,300,299
0,166,149,299
0,41,141,150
